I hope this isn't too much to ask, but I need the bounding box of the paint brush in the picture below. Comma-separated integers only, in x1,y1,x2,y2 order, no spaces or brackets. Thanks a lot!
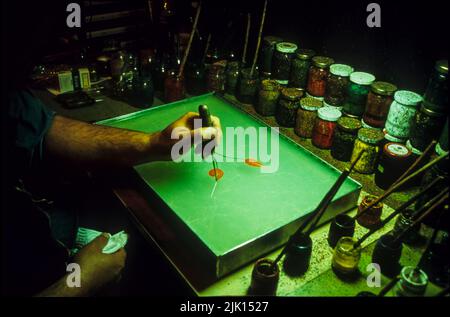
198,105,219,192
250,0,268,77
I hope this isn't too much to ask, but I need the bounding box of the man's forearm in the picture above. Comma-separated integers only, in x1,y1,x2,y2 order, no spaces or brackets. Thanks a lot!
44,115,163,168
35,274,87,297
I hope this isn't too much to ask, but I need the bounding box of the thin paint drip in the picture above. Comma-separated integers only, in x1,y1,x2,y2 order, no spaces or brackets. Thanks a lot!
208,168,224,180
245,158,264,168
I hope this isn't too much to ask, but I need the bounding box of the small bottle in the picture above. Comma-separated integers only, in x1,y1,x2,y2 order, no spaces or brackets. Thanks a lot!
395,266,428,297
289,49,316,88
422,60,448,114
311,106,342,149
324,64,354,109
342,72,376,118
306,56,335,98
350,128,385,174
295,97,323,138
256,79,280,116
276,87,304,127
385,90,422,139
272,42,298,86
330,117,361,161
332,236,361,277
363,81,398,128
357,195,383,229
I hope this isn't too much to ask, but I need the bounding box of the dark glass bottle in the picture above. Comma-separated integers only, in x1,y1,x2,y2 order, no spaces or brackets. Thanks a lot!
408,104,446,152
260,36,283,76
422,60,448,114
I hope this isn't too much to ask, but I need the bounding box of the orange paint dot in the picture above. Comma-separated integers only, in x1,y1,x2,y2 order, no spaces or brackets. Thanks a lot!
245,158,264,168
208,168,224,180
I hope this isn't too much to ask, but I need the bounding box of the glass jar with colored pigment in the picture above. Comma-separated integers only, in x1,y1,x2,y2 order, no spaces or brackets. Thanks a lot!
272,42,298,85
225,61,240,96
276,87,304,127
206,60,227,93
332,236,361,277
350,128,384,174
363,81,398,128
330,117,361,161
342,72,376,118
375,142,413,189
289,49,316,88
164,69,185,102
256,79,280,116
385,90,422,139
312,107,342,149
395,266,429,297
237,67,260,104
324,64,354,109
306,56,335,98
356,195,383,229
408,103,447,152
185,62,206,96
422,60,448,114
260,36,283,76
295,97,323,138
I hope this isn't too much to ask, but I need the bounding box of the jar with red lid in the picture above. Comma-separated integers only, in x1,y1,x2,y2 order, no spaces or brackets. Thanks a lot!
164,69,185,102
312,107,342,149
363,81,398,128
375,142,413,189
324,64,354,109
306,56,335,98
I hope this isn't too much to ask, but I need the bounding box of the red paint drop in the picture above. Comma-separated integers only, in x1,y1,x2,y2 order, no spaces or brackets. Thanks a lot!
245,158,264,168
208,168,224,180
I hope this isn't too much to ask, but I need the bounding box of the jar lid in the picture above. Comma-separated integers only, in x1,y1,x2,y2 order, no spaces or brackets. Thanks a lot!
260,79,279,91
420,102,446,118
295,49,315,60
337,117,362,132
350,72,376,85
330,64,354,77
358,128,384,144
312,56,335,69
435,60,448,75
263,36,283,46
370,81,398,96
394,90,422,107
383,128,407,143
300,97,322,111
384,142,412,158
406,140,423,155
276,42,298,53
317,106,342,122
281,87,304,100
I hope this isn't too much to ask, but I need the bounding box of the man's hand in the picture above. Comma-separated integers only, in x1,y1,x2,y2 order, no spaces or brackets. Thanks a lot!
151,111,222,161
73,233,126,295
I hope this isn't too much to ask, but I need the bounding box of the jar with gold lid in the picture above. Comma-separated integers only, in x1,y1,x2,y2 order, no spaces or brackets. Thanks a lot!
306,56,335,97
363,81,398,128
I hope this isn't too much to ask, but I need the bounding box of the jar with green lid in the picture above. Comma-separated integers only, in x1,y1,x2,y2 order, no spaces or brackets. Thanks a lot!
423,60,448,114
350,127,384,174
408,104,446,152
260,36,283,76
363,81,398,128
330,117,362,162
272,42,298,85
306,56,335,97
385,90,422,139
295,97,322,138
276,87,304,127
289,49,316,88
256,79,280,116
237,67,259,104
225,61,240,95
343,71,376,117
324,64,354,108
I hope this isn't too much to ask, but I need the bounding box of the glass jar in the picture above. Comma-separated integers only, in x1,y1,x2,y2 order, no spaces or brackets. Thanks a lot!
363,81,397,128
260,36,283,75
357,195,383,229
295,97,322,138
225,61,240,95
392,209,421,246
206,60,227,93
237,67,260,104
185,62,206,96
330,117,361,161
408,104,447,152
276,87,304,127
350,127,384,174
375,142,413,189
256,79,280,116
312,106,342,149
395,266,428,297
164,69,185,102
381,129,407,149
385,90,422,139
289,49,316,88
332,237,361,276
422,60,448,114
272,42,298,85
306,56,335,97
324,64,354,108
342,72,376,117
